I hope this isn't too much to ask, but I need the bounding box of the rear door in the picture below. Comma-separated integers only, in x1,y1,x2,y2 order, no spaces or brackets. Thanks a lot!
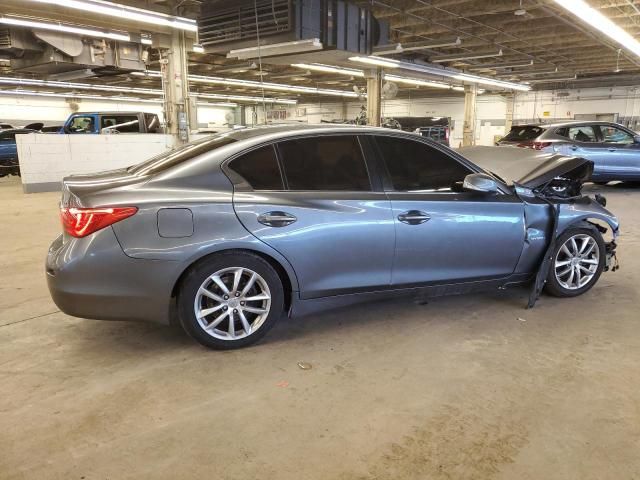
229,134,395,299
371,134,525,286
555,125,604,175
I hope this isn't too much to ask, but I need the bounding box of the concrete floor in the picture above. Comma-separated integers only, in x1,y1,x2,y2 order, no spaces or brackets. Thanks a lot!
1,176,639,480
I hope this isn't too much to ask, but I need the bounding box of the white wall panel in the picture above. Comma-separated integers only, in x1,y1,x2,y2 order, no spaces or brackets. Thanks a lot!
16,134,177,193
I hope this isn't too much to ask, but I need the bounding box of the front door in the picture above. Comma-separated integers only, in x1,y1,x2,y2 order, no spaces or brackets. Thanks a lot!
593,124,640,181
371,134,526,286
229,135,395,299
555,124,604,177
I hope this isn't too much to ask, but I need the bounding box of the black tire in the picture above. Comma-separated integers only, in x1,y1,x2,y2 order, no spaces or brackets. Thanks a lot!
545,225,606,298
177,251,284,349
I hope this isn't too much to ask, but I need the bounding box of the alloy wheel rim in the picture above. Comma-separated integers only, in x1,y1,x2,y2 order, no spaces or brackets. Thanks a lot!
554,234,600,290
194,267,271,340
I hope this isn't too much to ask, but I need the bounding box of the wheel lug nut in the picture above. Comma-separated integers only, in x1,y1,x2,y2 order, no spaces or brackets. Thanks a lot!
223,306,228,310
235,292,240,297
233,309,238,313
240,301,245,306
224,295,229,300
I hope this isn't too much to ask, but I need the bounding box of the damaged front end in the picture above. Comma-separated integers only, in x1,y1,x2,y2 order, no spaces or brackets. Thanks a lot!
513,156,620,307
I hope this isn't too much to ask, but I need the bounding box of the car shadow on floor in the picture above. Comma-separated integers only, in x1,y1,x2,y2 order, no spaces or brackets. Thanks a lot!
61,285,533,356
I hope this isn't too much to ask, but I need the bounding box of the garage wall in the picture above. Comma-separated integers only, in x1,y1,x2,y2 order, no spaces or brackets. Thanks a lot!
265,94,509,147
512,86,640,130
16,133,178,193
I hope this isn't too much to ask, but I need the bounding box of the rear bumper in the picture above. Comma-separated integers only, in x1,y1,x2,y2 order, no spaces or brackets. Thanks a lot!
46,229,181,325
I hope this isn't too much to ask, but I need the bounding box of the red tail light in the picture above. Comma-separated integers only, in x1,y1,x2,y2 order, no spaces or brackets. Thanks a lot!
532,141,552,150
60,206,137,238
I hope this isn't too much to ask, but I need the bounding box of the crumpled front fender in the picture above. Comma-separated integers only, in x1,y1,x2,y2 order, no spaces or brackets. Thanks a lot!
557,197,620,239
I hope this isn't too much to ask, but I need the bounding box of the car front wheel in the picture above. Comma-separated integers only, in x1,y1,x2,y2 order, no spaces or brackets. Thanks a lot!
178,252,284,349
545,226,606,297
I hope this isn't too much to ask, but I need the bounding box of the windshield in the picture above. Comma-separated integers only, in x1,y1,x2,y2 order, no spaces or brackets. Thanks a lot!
128,135,237,175
502,126,546,142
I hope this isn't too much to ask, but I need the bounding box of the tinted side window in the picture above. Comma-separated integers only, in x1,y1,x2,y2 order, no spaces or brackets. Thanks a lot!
278,136,371,191
600,125,634,144
228,145,283,190
101,115,139,133
375,136,471,192
567,125,597,142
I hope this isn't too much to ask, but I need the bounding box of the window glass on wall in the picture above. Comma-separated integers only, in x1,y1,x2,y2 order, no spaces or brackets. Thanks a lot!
277,136,371,191
374,136,471,192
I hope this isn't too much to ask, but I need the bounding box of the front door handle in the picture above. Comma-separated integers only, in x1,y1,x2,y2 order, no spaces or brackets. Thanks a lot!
398,210,431,225
257,211,297,227
570,145,578,151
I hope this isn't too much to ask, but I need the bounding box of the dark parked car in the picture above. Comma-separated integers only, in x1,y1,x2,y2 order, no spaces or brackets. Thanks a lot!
497,121,640,183
47,125,619,349
0,128,36,177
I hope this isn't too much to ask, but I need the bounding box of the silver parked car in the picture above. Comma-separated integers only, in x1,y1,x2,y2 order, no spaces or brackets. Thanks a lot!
47,125,619,349
497,121,640,183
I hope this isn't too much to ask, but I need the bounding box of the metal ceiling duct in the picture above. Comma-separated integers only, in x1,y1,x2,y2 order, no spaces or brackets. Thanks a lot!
198,0,389,57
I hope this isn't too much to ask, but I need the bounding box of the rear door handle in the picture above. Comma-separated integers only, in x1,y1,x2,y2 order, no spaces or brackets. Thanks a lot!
398,210,431,225
257,211,297,227
570,145,578,150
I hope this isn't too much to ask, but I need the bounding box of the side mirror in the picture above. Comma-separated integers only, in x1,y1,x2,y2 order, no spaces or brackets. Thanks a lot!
63,125,71,134
463,173,499,193
634,135,640,144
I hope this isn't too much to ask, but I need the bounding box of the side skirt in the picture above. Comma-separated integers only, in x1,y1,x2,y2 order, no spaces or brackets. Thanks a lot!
289,273,533,318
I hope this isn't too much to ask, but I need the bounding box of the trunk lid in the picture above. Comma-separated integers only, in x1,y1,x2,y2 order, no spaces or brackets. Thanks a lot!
61,168,145,208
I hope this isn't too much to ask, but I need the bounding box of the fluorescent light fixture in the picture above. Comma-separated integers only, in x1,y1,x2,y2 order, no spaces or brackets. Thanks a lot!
432,49,503,63
350,56,530,91
526,75,578,83
468,60,534,71
349,56,400,68
0,16,130,41
374,37,462,55
553,0,640,57
197,102,238,108
0,76,297,104
23,0,197,31
189,73,359,97
194,92,297,104
0,88,163,103
292,62,453,90
384,74,451,89
453,73,530,91
192,43,205,53
228,39,322,60
291,63,365,77
0,76,159,95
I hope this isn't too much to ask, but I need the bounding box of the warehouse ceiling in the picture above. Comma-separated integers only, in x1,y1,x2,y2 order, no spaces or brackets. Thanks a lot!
2,0,640,105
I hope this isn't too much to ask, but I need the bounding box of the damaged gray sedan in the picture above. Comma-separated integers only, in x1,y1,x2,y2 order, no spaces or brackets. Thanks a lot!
46,125,619,349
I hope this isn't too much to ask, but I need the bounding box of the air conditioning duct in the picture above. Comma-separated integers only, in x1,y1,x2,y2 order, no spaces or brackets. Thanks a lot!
0,28,146,76
198,0,388,57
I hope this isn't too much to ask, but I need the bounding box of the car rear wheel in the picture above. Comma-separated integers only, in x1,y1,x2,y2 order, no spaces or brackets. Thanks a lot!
545,226,605,298
178,252,284,349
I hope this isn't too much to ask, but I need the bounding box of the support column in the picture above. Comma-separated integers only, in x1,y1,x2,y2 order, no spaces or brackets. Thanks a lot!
365,68,382,127
462,84,477,147
161,29,190,144
505,93,515,135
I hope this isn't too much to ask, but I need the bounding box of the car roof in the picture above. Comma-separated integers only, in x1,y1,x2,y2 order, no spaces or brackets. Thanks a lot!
511,120,629,129
70,111,155,115
224,123,403,141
